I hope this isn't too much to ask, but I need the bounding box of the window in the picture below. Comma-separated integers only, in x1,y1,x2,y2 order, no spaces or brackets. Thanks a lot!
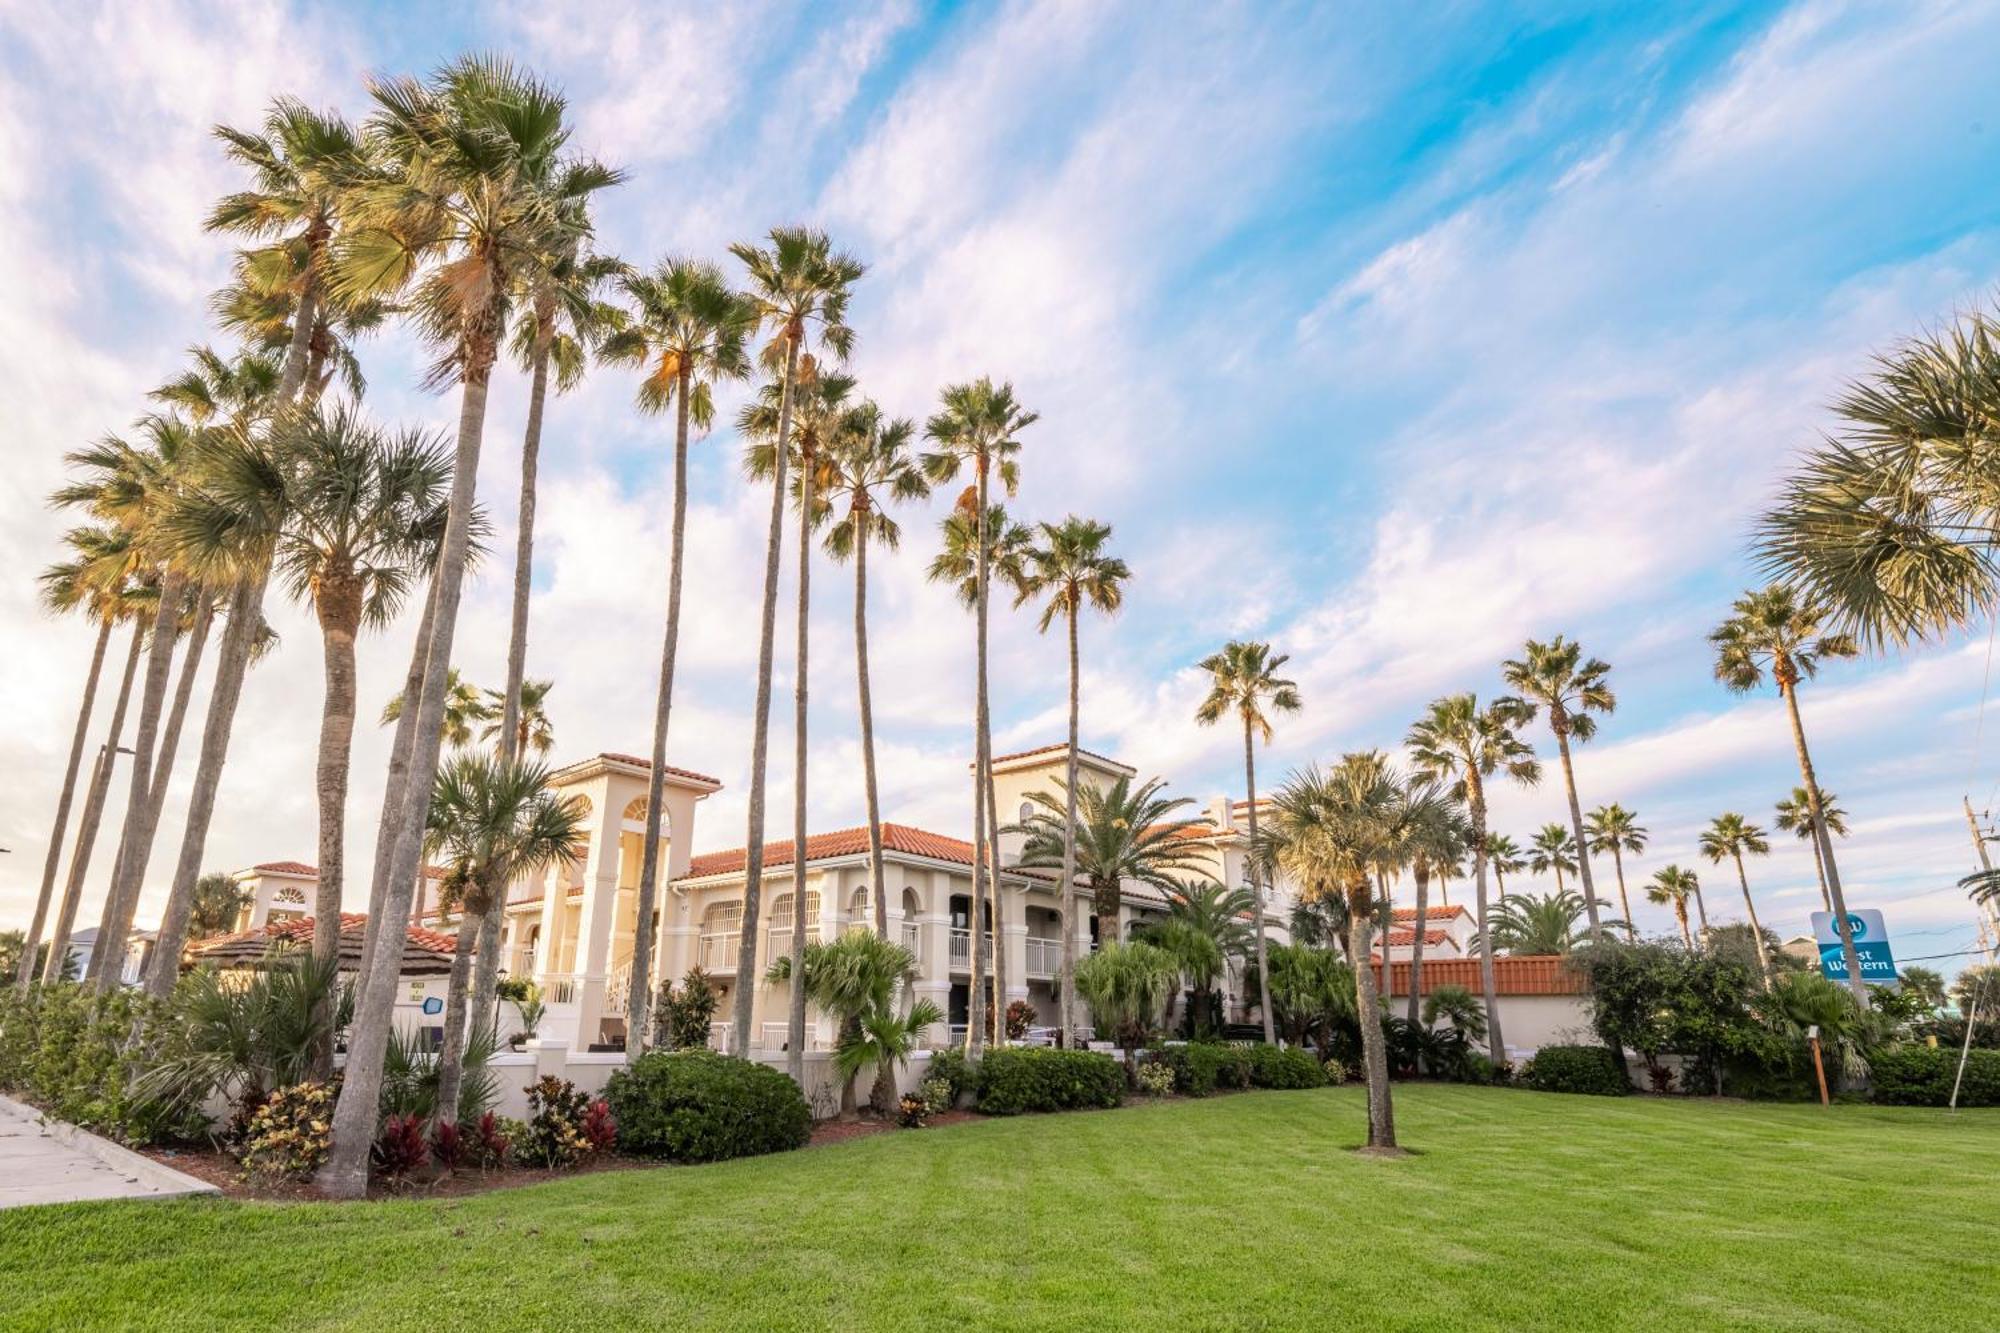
1019,801,1034,823
849,885,871,918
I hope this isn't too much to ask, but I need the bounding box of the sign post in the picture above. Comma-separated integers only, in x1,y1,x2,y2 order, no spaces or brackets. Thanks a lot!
1806,1024,1829,1107
1809,910,1898,985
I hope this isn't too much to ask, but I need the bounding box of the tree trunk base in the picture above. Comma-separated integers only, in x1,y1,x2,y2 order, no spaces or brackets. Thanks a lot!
1355,1145,1410,1159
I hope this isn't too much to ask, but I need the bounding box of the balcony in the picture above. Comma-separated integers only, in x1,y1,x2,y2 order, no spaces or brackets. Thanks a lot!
698,930,740,974
901,922,921,960
1024,937,1062,978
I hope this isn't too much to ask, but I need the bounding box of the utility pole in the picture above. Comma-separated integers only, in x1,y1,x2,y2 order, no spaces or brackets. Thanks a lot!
1965,796,2000,961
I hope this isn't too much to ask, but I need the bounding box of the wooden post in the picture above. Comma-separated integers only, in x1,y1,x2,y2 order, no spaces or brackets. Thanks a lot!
1950,1000,1979,1114
1808,1026,1830,1108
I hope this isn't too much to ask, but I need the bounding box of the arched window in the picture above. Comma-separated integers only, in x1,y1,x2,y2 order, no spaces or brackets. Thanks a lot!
901,887,922,920
849,885,871,919
767,892,821,931
623,796,649,822
702,901,742,933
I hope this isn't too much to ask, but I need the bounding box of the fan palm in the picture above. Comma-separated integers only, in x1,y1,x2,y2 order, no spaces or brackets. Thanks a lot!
1397,785,1470,1026
1013,775,1206,945
1257,944,1356,1057
724,227,863,1072
1502,636,1616,939
1072,941,1180,1059
422,753,587,1117
1194,640,1302,1046
1584,804,1647,942
326,60,621,1199
1529,823,1580,893
1700,813,1776,987
596,255,755,1057
766,929,931,1116
477,677,555,755
1407,692,1539,1063
1481,890,1610,955
382,667,489,746
208,252,385,404
1135,880,1252,1037
1484,833,1526,898
188,873,253,939
1709,585,1866,1002
1647,865,1701,950
922,377,1037,1056
1017,515,1129,1043
818,403,930,937
1775,786,1846,914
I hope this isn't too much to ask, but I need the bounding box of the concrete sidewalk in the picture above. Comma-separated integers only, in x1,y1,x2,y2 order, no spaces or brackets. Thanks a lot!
0,1093,218,1210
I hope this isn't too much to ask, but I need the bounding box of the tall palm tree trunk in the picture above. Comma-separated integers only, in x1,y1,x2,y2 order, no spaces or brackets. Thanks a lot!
307,581,362,1077
787,434,816,1082
628,375,693,1062
965,461,992,1058
1243,721,1275,1044
144,595,213,833
324,327,499,1201
435,895,480,1123
1405,863,1429,1027
1057,607,1081,1045
498,305,553,765
732,338,799,1060
145,575,268,996
360,576,437,974
1807,834,1832,913
46,622,144,983
1691,882,1711,936
1732,852,1775,987
985,748,1007,1044
1468,779,1505,1065
1610,848,1636,941
91,571,188,989
1553,733,1605,939
1348,880,1396,1150
855,524,896,1110
18,617,112,992
1675,903,1693,951
1782,680,1867,1004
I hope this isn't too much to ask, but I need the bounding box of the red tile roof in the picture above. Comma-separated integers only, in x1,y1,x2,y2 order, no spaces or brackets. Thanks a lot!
187,913,459,976
1382,955,1589,997
583,752,723,786
685,823,977,878
1391,905,1470,923
1377,928,1455,948
248,861,448,879
989,742,1133,771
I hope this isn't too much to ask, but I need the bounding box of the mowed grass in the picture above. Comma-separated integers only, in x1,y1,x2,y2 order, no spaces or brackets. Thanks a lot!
2,1085,1996,1332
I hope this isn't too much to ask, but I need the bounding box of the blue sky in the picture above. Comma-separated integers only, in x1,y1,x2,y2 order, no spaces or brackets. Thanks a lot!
4,0,1999,974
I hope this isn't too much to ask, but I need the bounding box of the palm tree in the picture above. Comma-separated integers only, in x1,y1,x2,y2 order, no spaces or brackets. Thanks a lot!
1397,784,1469,1027
188,872,252,939
1482,890,1614,955
479,678,555,756
1502,636,1616,940
724,228,863,1073
1135,880,1252,1036
922,378,1037,1056
15,528,136,992
1017,516,1129,1044
382,667,490,746
1257,753,1435,1152
598,256,755,1058
423,753,586,1118
1775,787,1846,914
1700,813,1775,987
324,59,621,1199
1485,833,1526,898
1072,941,1180,1060
1529,823,1579,893
1013,775,1205,946
1584,804,1647,942
1407,692,1540,1065
1258,944,1356,1056
766,929,935,1116
818,402,931,954
1647,865,1701,950
1709,585,1866,1003
1194,641,1302,1046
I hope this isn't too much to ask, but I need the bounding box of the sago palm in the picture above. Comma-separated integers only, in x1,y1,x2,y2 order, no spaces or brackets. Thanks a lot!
1194,639,1302,1046
1502,636,1616,939
1407,691,1539,1062
1699,813,1776,987
1709,584,1865,1002
1584,803,1647,942
598,255,755,1057
1016,515,1128,1043
725,227,863,1072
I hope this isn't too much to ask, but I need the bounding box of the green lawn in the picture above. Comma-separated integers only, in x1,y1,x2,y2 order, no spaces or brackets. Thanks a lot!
1,1085,1995,1331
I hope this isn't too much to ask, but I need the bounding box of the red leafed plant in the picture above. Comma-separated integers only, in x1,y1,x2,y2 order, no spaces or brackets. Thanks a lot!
372,1113,429,1180
472,1111,511,1168
430,1119,465,1172
582,1099,617,1153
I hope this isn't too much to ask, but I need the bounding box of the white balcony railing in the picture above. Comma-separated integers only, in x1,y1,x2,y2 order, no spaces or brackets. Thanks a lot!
698,930,740,974
901,922,921,960
543,973,579,1005
947,928,995,969
1024,937,1061,978
602,956,634,1017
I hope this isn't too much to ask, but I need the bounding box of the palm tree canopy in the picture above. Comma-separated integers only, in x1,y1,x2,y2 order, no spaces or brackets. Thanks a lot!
423,752,587,912
480,677,556,754
927,503,1031,607
1015,516,1129,633
1775,787,1848,839
729,226,864,370
1134,880,1254,990
1528,823,1579,877
1012,775,1207,899
1482,832,1527,876
382,666,490,746
766,928,920,1022
1756,307,2000,647
1584,803,1648,856
1253,752,1442,902
1501,635,1615,741
1406,692,1540,807
1710,584,1858,693
1072,941,1179,1041
1480,890,1614,955
1700,812,1771,864
598,256,755,425
507,247,628,388
1194,639,1301,743
818,402,929,560
740,371,857,501
920,377,1037,496
1647,864,1701,910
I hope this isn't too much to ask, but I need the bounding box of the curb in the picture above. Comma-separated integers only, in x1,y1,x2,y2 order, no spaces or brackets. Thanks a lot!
0,1092,220,1204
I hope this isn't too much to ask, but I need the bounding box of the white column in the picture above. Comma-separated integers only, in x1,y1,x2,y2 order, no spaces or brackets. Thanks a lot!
570,781,622,1046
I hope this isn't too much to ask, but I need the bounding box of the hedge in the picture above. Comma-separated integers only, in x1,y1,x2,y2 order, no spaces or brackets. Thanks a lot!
0,983,198,1144
975,1048,1123,1114
1248,1044,1328,1090
1157,1043,1252,1097
1870,1045,2000,1107
602,1050,811,1162
1520,1044,1629,1096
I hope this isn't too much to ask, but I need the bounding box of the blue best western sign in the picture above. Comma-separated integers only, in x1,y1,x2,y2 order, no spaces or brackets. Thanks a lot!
1810,910,1898,984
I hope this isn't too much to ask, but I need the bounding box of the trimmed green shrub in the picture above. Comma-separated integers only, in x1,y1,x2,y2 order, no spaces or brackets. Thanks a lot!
975,1048,1123,1114
604,1051,811,1162
1870,1045,2000,1107
0,982,198,1144
1164,1042,1254,1097
923,1047,976,1106
1248,1043,1328,1090
1520,1044,1629,1096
